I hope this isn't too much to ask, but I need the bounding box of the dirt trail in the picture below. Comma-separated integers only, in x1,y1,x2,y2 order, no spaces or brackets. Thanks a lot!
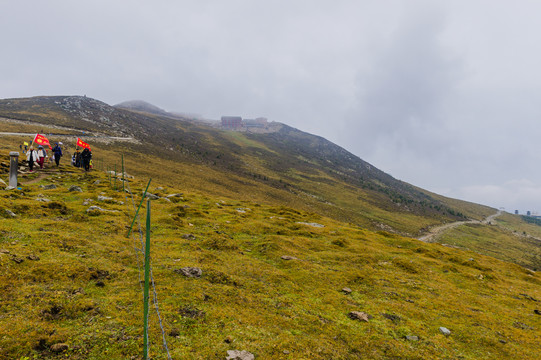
418,210,502,242
21,172,50,185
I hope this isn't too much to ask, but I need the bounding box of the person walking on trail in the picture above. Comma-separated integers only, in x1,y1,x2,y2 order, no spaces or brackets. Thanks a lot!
36,145,47,169
26,146,39,172
73,150,81,167
81,148,92,171
52,142,63,166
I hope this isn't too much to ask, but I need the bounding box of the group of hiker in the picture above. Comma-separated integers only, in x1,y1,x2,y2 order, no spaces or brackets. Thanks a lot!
72,148,93,171
25,142,92,172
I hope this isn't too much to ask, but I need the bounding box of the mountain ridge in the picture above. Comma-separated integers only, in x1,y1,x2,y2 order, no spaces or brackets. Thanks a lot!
1,95,540,359
0,95,493,235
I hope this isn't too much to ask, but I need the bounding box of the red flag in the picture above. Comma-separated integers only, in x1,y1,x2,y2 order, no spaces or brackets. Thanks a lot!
76,138,91,150
33,134,52,149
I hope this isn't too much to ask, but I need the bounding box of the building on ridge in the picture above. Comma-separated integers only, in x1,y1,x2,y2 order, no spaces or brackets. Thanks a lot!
221,116,242,129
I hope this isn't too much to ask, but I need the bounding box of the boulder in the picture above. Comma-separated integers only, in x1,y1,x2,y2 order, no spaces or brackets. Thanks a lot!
86,206,118,214
69,185,83,192
439,327,451,336
226,350,255,360
348,311,371,322
281,255,298,261
4,209,17,218
42,184,57,190
144,192,160,200
174,267,202,278
296,221,325,228
341,287,352,294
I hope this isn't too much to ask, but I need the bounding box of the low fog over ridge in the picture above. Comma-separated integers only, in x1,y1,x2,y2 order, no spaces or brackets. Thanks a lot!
2,1,541,213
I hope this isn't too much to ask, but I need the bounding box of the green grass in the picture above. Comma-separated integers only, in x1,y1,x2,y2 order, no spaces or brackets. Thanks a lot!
1,165,540,359
0,101,540,359
432,215,541,271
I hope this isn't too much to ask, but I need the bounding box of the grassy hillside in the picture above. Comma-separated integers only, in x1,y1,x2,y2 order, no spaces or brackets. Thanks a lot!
1,96,540,359
0,156,540,359
430,212,541,271
0,96,495,236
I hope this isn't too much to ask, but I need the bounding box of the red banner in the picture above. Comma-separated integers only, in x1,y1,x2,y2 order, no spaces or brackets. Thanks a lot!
33,134,51,149
76,138,91,150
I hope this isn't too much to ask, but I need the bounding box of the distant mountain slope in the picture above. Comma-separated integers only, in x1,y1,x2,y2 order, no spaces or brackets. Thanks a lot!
0,95,495,235
114,100,171,117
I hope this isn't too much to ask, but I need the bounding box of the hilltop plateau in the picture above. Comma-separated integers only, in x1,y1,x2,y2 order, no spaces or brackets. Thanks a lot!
0,95,540,359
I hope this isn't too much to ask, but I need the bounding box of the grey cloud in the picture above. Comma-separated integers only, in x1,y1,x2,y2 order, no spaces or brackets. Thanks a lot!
3,1,541,211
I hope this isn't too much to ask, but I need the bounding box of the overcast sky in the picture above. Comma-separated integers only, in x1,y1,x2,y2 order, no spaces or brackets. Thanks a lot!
2,0,541,213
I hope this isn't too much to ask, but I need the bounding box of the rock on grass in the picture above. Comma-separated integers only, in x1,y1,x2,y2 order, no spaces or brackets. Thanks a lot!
226,350,255,360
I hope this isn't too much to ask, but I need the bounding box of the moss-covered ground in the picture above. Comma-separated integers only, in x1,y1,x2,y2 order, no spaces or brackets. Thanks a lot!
1,163,540,359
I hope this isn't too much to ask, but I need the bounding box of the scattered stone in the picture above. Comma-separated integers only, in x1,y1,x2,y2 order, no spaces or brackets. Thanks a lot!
348,311,371,322
86,206,118,214
83,199,93,205
405,336,419,341
439,327,451,336
174,267,202,278
36,197,51,202
342,287,352,294
97,195,113,201
236,208,247,213
499,339,507,344
381,313,401,323
4,209,17,218
27,254,40,261
50,343,69,353
519,293,539,302
513,322,534,330
226,350,255,360
69,185,83,192
93,180,100,185
166,193,183,198
283,350,290,354
42,184,57,190
145,192,160,200
155,187,164,191
0,249,10,254
296,221,325,228
11,257,24,264
181,234,196,240
281,255,298,261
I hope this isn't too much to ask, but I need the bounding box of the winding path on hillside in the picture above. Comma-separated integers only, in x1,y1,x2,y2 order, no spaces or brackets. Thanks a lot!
418,210,503,242
0,132,135,142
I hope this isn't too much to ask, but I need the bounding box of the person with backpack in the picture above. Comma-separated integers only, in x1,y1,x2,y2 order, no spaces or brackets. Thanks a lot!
52,142,63,166
81,148,92,171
